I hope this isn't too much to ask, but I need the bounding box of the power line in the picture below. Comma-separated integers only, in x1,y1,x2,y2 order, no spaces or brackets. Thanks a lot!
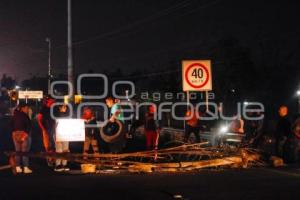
54,0,194,49
111,69,180,80
176,0,223,18
69,0,224,47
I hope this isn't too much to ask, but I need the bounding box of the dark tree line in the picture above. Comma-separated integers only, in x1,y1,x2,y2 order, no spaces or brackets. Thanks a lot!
18,36,300,117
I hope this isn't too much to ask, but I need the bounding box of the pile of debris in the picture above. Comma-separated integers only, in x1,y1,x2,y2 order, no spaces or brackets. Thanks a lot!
5,142,283,174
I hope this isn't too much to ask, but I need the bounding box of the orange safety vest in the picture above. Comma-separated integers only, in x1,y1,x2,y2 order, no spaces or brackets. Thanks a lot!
186,110,199,127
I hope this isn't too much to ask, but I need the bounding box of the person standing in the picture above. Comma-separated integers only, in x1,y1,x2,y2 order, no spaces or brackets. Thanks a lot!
105,97,126,153
106,97,125,124
184,107,201,143
291,115,300,162
275,105,291,157
229,114,245,135
11,103,32,174
82,107,100,156
144,105,160,150
54,104,70,172
247,112,264,147
37,96,56,152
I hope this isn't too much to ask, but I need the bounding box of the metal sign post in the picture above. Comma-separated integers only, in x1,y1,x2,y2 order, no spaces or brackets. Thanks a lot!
205,91,209,112
184,91,190,130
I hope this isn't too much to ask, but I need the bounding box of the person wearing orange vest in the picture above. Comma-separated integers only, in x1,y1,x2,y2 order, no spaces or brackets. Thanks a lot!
229,115,245,135
275,105,291,157
184,107,201,143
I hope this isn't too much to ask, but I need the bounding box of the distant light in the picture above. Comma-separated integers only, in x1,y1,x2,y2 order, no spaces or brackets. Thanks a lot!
125,90,130,100
15,85,20,90
267,139,273,144
231,89,235,93
244,101,249,105
297,90,300,96
173,195,183,199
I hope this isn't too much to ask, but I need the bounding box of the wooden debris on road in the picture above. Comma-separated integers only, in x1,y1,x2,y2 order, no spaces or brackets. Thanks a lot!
5,142,266,174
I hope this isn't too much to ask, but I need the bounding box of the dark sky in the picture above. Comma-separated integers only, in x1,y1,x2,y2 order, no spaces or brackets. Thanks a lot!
0,0,300,82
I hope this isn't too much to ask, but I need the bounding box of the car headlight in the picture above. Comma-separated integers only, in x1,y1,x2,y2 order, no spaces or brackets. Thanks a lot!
219,125,228,134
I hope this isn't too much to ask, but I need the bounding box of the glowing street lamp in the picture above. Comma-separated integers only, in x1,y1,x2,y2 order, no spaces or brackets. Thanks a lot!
243,101,249,106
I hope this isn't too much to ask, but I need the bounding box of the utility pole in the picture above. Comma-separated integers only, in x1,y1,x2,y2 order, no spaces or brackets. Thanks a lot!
297,90,300,114
67,0,74,101
46,37,51,95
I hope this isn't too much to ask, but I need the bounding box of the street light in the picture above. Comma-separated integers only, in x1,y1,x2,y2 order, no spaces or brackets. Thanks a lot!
243,101,249,106
297,90,300,96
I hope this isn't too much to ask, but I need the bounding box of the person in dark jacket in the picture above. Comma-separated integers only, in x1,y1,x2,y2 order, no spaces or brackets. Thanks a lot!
82,107,100,155
291,115,300,162
37,96,55,152
275,105,292,157
144,105,161,150
11,103,32,174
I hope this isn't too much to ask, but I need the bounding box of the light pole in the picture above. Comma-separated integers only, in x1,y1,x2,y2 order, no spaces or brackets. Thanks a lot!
297,90,300,113
67,0,74,102
46,37,51,95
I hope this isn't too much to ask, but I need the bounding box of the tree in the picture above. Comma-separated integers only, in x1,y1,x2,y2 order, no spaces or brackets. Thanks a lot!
1,74,16,90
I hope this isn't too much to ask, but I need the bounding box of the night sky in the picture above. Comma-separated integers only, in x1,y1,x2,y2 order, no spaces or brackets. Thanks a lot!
0,0,299,85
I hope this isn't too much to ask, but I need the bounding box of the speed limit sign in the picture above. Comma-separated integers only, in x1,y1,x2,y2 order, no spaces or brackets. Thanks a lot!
182,60,212,91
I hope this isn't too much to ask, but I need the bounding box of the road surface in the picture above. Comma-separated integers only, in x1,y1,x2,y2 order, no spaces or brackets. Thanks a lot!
0,163,299,200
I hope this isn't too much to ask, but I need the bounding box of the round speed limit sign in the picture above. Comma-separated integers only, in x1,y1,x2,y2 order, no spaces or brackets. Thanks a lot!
182,60,212,91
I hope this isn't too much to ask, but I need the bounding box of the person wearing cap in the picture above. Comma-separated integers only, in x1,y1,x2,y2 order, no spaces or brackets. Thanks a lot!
11,103,33,174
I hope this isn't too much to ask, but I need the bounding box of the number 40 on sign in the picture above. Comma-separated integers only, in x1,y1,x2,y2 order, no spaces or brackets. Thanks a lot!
182,60,212,91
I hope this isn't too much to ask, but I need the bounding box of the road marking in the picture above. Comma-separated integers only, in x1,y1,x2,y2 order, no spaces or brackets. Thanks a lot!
0,165,11,171
261,168,300,178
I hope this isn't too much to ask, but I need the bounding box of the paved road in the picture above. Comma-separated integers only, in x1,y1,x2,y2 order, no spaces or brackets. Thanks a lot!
1,165,300,200
1,116,299,200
